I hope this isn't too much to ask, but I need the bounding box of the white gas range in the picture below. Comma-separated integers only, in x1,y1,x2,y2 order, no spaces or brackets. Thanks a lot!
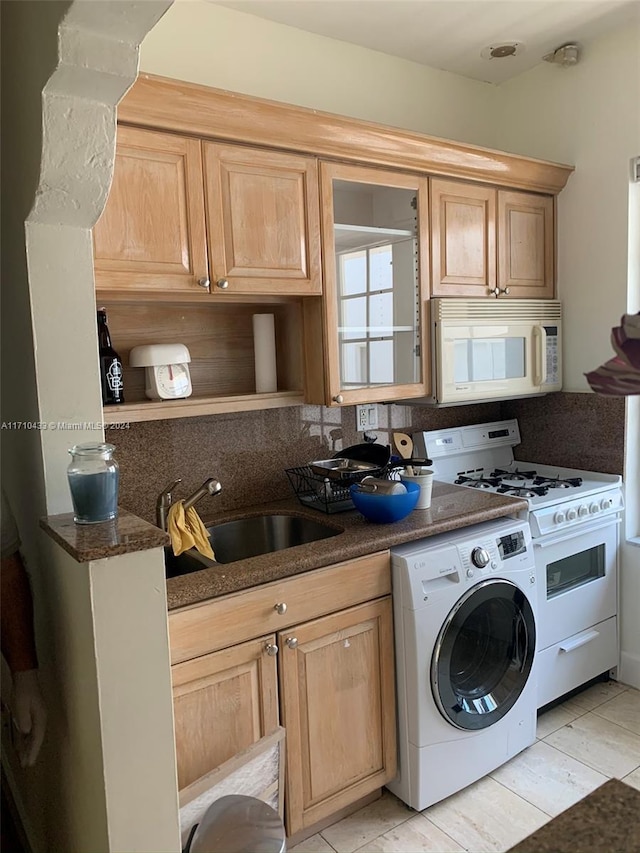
414,419,624,708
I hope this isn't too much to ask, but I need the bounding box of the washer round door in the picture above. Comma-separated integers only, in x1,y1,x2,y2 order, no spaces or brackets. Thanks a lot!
431,579,536,730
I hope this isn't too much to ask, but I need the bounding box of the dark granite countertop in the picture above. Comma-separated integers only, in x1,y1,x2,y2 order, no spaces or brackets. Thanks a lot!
39,482,526,609
508,778,640,852
165,481,527,610
39,508,169,562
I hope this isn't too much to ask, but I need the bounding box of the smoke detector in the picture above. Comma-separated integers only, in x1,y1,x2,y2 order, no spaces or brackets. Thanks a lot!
481,42,525,60
543,43,580,66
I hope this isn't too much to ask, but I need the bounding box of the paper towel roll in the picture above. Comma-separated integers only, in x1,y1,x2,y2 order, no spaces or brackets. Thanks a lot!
253,314,278,393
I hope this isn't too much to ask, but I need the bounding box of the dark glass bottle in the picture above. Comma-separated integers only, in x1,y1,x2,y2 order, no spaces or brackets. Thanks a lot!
97,308,124,405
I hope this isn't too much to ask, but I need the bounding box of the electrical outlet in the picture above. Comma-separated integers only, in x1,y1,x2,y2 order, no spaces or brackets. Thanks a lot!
356,404,378,431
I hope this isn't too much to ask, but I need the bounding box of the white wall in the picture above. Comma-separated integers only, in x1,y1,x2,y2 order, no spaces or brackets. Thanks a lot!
140,0,499,148
496,24,640,391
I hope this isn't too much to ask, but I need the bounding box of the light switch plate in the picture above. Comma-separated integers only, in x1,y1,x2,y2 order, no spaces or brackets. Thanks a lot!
357,404,379,431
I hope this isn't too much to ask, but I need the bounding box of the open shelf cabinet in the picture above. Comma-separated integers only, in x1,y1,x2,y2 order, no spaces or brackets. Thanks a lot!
99,299,305,423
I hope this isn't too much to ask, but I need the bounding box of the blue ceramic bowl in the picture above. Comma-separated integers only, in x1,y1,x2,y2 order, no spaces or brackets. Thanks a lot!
350,480,420,523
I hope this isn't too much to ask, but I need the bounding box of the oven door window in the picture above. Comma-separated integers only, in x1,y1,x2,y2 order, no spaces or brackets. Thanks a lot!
547,544,605,598
431,579,535,731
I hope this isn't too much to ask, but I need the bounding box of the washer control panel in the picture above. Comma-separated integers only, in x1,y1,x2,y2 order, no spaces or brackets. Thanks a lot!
391,517,534,608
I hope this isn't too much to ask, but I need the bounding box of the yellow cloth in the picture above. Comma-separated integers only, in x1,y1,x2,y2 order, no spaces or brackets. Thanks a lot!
167,501,216,560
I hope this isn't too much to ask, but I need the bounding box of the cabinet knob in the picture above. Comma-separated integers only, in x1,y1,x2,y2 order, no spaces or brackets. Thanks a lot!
500,287,511,295
332,394,344,404
489,286,511,297
274,602,287,615
198,277,210,290
265,643,279,657
216,278,230,290
286,637,298,649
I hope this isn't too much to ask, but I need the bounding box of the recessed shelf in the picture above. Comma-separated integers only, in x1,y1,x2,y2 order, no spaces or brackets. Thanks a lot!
99,298,305,423
334,223,415,253
102,390,304,424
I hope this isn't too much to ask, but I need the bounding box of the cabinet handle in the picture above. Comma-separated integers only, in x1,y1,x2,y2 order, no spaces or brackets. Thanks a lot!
265,643,279,657
332,394,344,404
274,602,287,615
286,637,298,649
488,286,511,297
197,277,210,289
216,278,230,290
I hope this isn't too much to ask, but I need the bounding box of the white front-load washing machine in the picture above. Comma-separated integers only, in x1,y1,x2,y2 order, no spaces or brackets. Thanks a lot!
388,517,537,811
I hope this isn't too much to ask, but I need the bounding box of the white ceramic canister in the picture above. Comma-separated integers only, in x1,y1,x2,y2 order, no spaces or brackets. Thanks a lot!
399,470,433,509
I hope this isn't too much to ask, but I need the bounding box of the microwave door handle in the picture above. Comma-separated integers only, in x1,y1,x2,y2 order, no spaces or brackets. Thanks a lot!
533,325,547,386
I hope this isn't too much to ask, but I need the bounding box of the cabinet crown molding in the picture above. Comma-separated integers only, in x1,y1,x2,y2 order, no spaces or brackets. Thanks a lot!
119,73,574,194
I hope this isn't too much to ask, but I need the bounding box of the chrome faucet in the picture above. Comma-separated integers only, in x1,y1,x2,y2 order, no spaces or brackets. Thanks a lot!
156,477,222,530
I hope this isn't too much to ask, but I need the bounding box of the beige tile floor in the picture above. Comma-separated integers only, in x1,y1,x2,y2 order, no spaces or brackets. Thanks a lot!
290,681,640,853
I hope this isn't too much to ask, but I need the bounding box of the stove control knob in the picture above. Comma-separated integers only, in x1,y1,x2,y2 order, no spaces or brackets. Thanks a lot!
566,508,578,521
578,505,589,517
554,511,566,524
600,497,613,510
471,547,490,568
589,503,600,515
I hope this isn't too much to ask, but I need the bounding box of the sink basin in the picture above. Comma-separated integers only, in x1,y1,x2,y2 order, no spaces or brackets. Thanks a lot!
164,513,341,577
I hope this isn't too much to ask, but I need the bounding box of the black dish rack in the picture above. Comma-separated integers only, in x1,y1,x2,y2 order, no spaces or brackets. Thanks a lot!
285,463,396,514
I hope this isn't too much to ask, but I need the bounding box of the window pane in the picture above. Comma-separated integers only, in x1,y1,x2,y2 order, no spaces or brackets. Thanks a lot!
341,342,367,386
340,251,367,295
341,297,367,341
369,340,394,384
369,245,393,291
369,292,393,333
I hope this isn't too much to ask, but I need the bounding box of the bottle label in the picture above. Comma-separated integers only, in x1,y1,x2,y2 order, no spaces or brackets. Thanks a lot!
106,361,124,392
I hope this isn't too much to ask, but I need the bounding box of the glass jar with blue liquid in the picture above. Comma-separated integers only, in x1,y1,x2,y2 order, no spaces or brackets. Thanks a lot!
67,443,119,524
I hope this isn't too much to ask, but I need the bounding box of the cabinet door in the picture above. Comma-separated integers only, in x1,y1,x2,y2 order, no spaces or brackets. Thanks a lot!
171,634,279,790
313,162,430,406
498,191,554,297
93,126,209,295
203,143,321,295
430,178,496,297
279,597,396,834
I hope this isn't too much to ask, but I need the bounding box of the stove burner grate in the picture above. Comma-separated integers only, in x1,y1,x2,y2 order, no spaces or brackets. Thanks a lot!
533,476,583,489
455,475,502,489
497,485,549,498
491,468,537,481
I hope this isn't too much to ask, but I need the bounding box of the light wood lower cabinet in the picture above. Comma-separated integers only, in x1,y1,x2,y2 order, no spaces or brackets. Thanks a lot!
279,598,396,834
171,634,279,790
168,552,396,835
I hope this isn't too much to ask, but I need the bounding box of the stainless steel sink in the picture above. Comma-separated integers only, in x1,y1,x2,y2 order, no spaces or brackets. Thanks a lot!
164,513,341,577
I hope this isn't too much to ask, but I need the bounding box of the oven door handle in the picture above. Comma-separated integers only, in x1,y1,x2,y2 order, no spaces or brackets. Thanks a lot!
533,517,620,549
559,629,600,653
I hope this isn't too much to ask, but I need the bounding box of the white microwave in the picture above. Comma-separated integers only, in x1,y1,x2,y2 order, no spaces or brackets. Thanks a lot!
426,298,562,405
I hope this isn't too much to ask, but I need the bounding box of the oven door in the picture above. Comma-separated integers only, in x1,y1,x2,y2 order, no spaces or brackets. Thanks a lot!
534,516,619,651
431,579,536,731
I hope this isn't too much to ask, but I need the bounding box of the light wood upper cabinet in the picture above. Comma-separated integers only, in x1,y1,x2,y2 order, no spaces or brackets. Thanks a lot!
171,634,279,790
93,126,209,295
430,179,496,296
202,143,322,296
430,179,554,298
498,190,554,298
279,597,396,835
308,161,430,406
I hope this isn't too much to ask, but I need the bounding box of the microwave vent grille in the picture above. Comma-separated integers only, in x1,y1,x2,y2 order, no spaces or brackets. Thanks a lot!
434,299,562,322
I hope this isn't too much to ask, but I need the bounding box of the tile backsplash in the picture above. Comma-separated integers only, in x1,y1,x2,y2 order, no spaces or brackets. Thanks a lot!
111,392,625,524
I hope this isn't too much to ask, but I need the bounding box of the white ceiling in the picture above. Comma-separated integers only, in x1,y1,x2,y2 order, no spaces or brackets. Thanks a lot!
213,0,640,84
